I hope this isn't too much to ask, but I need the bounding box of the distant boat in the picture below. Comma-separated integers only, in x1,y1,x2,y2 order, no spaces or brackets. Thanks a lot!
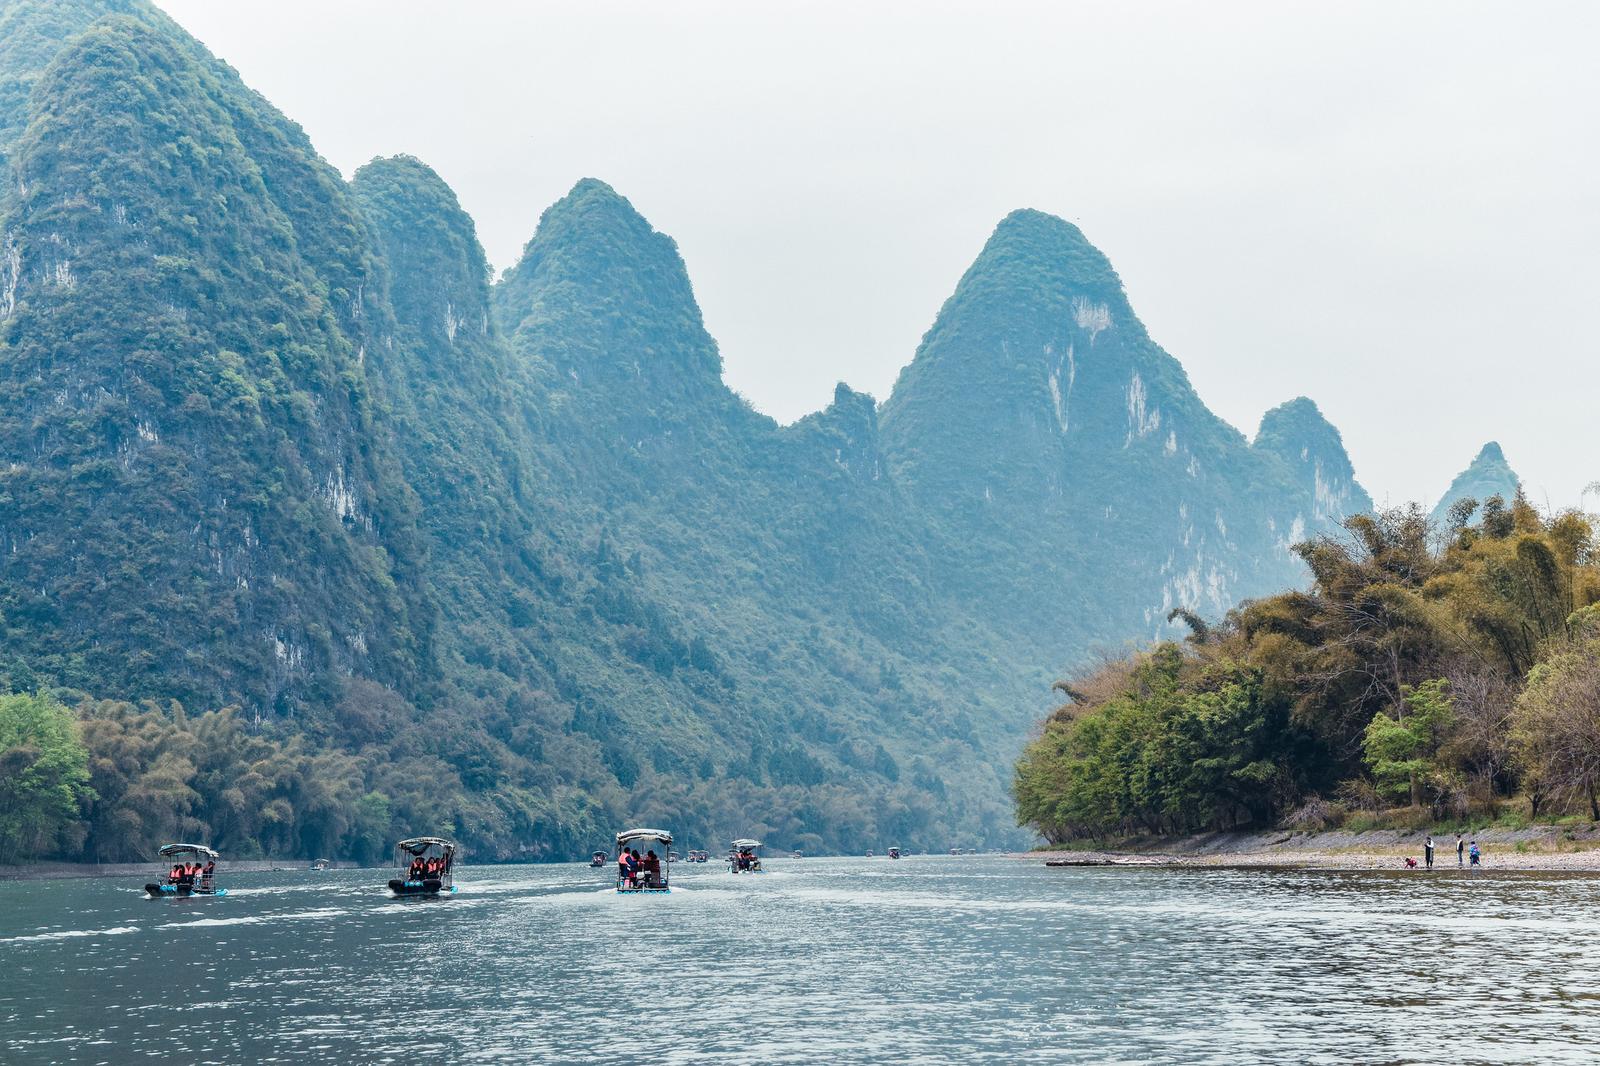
866,849,874,858
145,843,225,898
589,850,607,867
310,858,331,871
888,846,902,860
387,837,458,898
686,849,709,863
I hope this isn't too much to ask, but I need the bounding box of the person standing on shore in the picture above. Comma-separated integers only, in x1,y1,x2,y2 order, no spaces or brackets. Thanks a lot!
1469,840,1481,873
1457,834,1465,868
1424,835,1435,869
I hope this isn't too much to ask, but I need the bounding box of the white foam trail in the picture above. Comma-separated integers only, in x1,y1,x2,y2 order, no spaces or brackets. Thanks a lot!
1,925,139,944
158,907,347,930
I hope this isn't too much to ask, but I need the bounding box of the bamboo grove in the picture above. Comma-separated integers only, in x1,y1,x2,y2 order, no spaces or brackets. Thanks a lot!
1014,494,1600,841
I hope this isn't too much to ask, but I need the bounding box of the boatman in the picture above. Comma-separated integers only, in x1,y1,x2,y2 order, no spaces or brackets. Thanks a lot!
1456,834,1465,868
1424,835,1434,870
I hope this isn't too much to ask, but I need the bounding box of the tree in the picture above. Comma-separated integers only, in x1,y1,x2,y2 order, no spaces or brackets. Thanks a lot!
0,692,94,857
1513,631,1600,819
1362,679,1455,807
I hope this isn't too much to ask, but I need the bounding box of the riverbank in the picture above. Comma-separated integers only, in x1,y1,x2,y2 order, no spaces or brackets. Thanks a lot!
1035,823,1600,871
1,859,355,881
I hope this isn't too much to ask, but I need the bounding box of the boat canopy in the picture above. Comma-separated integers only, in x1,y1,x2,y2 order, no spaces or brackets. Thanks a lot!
617,828,672,847
157,843,219,860
396,836,457,856
731,839,762,849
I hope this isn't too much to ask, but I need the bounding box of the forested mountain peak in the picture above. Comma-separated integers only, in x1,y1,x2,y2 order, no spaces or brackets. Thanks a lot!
1431,440,1521,526
1253,397,1371,522
493,177,722,384
0,3,424,713
0,0,148,188
962,207,1127,308
351,154,495,365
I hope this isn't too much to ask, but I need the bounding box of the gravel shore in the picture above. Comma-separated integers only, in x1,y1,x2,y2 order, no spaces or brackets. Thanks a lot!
1036,824,1600,872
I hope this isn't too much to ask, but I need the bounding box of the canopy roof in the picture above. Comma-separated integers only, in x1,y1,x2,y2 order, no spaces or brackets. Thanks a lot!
617,828,672,846
158,843,219,860
396,836,457,856
731,839,763,849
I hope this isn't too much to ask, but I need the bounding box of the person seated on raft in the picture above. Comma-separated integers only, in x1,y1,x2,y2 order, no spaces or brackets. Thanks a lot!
642,850,662,887
617,849,636,887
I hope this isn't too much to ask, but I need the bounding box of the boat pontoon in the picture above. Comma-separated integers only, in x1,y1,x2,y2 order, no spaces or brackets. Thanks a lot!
145,844,225,898
387,837,458,897
729,838,764,873
615,828,672,893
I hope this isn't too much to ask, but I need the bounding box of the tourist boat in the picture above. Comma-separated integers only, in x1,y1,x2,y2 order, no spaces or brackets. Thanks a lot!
888,846,902,859
145,843,225,898
311,857,331,871
668,850,680,863
615,828,672,893
387,837,458,897
729,838,764,873
866,849,874,857
686,850,709,863
589,850,607,868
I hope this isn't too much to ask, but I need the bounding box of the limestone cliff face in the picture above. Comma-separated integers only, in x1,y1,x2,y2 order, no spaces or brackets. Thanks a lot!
878,211,1369,659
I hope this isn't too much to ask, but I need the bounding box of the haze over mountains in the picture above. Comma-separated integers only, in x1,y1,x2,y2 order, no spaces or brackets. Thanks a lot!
0,1,1386,855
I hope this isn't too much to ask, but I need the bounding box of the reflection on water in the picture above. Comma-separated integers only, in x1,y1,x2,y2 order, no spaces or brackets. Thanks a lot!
2,858,1597,1063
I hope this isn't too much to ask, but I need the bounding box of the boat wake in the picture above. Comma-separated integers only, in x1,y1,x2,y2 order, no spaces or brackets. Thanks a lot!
0,925,139,944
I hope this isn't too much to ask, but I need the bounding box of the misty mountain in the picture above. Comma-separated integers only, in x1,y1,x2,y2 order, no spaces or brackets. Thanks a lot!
1430,441,1521,527
0,1,1370,857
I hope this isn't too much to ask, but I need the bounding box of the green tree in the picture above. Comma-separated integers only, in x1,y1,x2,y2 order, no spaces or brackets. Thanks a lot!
1513,624,1600,819
1362,679,1455,806
0,692,94,857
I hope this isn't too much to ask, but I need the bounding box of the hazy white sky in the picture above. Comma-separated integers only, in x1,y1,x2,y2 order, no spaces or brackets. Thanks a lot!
156,1,1599,511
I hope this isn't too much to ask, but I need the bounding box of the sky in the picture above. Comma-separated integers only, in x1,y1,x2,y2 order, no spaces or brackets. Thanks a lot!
156,0,1600,511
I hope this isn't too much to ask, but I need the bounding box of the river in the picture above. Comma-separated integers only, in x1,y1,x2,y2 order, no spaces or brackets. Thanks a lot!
2,856,1597,1063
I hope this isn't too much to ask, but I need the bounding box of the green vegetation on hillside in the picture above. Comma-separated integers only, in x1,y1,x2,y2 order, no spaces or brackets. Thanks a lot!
0,1,1385,863
1015,495,1600,840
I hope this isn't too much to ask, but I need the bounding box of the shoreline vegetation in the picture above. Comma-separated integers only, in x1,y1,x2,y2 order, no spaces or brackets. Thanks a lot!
1014,497,1600,851
1028,824,1600,871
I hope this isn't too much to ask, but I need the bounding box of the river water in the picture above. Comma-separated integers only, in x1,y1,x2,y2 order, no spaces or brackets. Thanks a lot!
2,856,1597,1064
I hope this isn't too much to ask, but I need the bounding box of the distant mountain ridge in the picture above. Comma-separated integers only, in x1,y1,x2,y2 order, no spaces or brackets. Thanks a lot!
0,1,1373,856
